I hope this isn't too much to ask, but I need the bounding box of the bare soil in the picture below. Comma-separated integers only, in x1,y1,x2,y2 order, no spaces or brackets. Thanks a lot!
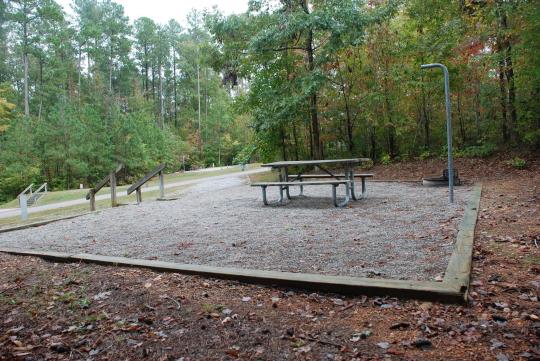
0,156,538,361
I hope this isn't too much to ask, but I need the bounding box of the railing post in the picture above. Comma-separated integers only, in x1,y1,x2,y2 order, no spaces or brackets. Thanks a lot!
136,188,142,204
159,171,165,199
110,172,117,207
90,190,96,211
19,194,28,221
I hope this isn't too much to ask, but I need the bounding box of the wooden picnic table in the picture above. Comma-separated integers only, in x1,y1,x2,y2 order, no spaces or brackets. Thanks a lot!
254,158,372,207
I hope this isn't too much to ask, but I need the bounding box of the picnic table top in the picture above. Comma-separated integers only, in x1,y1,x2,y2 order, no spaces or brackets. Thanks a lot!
262,158,371,168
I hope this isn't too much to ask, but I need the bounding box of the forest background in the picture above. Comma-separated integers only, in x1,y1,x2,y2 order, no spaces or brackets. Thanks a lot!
0,0,538,202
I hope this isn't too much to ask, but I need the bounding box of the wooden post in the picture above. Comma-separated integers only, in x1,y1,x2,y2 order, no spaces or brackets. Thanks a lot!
90,191,96,211
110,172,117,207
159,171,165,199
136,188,142,204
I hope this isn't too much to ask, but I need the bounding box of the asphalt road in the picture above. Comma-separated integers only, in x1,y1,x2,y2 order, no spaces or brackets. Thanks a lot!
0,167,268,219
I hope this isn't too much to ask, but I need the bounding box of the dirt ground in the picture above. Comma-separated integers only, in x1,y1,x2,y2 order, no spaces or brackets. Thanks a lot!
0,155,538,361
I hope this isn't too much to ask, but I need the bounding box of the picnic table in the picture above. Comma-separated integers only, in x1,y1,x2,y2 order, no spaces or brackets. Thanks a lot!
251,158,372,207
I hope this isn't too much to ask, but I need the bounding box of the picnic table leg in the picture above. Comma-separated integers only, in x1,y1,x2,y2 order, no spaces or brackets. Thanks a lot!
361,176,367,197
346,166,358,201
283,167,292,200
332,182,350,207
261,186,269,205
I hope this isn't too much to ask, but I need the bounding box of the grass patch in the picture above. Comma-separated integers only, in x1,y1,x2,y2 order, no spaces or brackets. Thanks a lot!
248,171,277,183
0,184,192,229
0,164,261,209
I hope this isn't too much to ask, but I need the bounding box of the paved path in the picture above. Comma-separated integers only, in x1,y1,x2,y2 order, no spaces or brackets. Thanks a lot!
0,167,268,219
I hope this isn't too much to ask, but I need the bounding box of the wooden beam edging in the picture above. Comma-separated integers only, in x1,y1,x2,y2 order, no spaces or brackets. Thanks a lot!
442,183,482,300
0,184,482,303
0,248,464,303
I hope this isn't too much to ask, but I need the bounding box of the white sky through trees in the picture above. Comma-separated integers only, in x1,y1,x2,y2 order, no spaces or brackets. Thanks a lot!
56,0,249,25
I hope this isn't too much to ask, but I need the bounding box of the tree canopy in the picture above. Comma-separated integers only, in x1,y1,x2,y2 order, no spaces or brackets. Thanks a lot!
0,0,538,202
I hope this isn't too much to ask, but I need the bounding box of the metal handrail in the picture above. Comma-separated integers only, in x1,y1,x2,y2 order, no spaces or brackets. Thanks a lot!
34,182,47,194
18,184,34,198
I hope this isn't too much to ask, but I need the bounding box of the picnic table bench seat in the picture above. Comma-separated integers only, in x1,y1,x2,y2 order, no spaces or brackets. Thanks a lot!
251,180,351,207
288,173,373,198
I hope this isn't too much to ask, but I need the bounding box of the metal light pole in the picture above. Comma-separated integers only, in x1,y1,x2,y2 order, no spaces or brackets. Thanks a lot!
421,63,454,203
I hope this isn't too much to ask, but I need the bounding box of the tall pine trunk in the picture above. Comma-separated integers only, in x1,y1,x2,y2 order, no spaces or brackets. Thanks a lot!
302,1,321,159
23,20,29,118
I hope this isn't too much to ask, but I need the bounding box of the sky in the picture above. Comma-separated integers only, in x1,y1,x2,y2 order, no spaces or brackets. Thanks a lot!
56,0,249,25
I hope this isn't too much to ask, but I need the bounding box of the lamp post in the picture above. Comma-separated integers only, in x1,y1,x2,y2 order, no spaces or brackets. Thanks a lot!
421,63,454,203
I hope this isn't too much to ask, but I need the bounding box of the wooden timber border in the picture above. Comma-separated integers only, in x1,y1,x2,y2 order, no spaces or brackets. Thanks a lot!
0,184,482,303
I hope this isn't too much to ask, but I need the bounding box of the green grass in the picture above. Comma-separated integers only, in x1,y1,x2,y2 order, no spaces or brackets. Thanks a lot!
0,183,192,229
0,164,261,209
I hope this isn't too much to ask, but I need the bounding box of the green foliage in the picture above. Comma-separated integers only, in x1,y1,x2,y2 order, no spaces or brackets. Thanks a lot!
507,157,527,169
380,154,392,165
1,0,539,203
455,143,498,158
0,0,251,202
232,143,256,165
419,150,433,160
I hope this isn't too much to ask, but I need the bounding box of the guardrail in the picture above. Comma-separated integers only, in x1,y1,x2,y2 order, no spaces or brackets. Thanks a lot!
34,182,48,194
86,164,124,211
17,182,48,220
17,183,34,220
127,163,166,203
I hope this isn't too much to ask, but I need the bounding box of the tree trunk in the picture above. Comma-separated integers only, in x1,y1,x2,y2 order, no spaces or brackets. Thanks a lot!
197,61,201,137
158,62,164,128
204,67,208,143
23,19,29,118
151,65,156,101
109,43,113,94
383,77,396,158
292,121,300,160
370,126,377,161
474,77,481,140
173,47,178,127
342,85,354,154
421,79,430,149
38,60,43,122
78,44,82,106
498,58,509,142
280,127,287,161
457,91,466,144
505,45,517,143
144,44,149,100
307,31,321,159
302,1,321,159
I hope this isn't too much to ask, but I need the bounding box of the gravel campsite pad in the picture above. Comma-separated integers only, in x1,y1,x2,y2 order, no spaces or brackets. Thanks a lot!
0,176,473,281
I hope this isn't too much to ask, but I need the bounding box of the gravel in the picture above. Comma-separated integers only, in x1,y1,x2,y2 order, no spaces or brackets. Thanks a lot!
0,174,473,281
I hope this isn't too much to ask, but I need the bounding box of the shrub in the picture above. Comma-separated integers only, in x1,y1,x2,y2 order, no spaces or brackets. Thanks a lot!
380,154,392,165
455,143,497,158
360,159,374,169
419,150,432,160
508,157,527,169
233,144,257,165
